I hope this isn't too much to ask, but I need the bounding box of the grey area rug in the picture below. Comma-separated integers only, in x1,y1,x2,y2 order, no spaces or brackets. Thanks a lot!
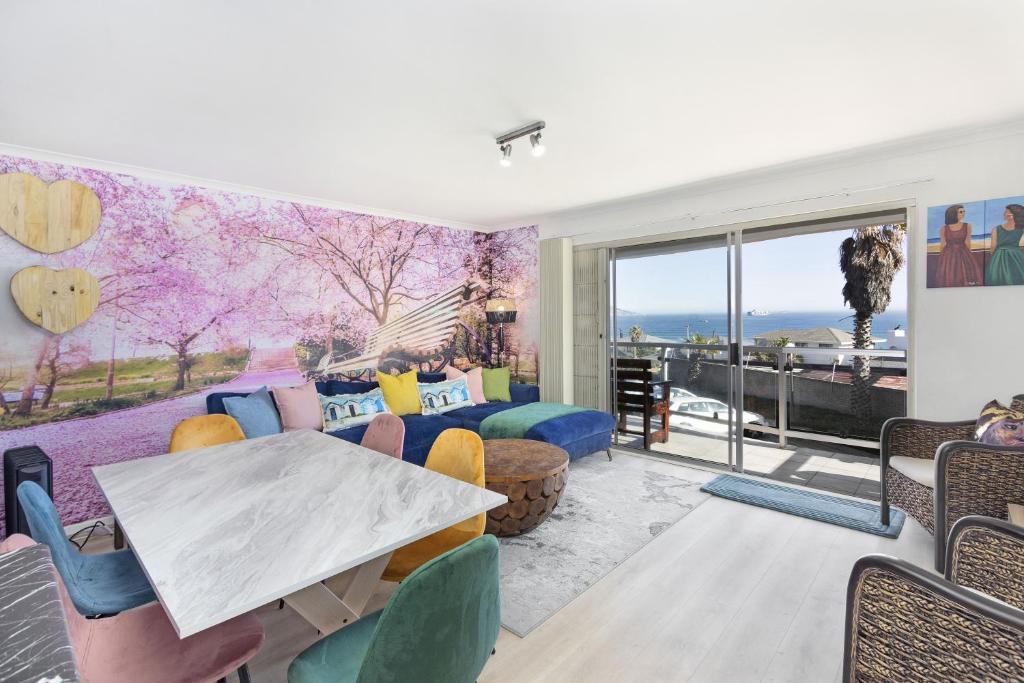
498,452,712,637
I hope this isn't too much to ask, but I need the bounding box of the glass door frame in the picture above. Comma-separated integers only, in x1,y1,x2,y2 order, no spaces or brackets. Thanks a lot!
608,230,747,473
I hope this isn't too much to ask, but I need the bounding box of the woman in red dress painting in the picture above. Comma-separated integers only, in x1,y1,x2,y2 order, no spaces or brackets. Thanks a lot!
934,204,984,287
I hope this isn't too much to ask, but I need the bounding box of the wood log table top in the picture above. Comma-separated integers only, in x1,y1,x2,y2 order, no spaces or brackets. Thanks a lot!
483,439,569,484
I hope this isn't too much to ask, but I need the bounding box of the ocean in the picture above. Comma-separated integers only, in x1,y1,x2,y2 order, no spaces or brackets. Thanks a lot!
614,310,907,344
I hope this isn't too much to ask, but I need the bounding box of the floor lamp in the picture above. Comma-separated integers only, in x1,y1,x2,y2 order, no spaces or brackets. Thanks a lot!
485,298,517,367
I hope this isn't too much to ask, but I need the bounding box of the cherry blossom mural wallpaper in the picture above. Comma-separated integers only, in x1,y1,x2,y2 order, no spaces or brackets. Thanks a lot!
0,154,538,529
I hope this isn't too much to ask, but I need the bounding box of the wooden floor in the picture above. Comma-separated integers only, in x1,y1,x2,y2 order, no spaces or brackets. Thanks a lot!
80,453,934,682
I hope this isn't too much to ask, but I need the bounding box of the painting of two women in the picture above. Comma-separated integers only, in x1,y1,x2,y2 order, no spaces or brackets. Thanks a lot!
927,197,1024,288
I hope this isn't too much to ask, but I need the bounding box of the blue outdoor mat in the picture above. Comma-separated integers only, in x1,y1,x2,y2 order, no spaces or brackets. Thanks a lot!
701,474,905,538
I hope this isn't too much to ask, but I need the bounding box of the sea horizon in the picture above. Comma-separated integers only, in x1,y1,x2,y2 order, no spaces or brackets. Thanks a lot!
614,309,908,344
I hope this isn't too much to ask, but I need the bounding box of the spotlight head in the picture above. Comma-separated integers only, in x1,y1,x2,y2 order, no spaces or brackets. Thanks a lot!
530,132,546,157
499,143,512,167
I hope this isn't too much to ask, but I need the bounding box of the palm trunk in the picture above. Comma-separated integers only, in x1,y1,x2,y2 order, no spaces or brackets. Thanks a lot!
850,312,873,427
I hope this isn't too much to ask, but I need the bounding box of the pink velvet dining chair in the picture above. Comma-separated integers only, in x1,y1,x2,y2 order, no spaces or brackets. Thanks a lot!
0,534,265,683
360,413,406,459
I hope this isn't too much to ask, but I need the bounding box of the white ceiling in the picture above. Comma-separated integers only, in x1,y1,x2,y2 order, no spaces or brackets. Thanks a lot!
2,1,1023,229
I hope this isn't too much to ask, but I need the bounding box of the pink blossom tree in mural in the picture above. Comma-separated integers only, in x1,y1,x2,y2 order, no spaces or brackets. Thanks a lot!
248,204,461,326
122,191,274,390
39,336,91,409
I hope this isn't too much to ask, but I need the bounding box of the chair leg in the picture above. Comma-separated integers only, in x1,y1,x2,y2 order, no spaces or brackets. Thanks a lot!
237,664,252,683
606,448,613,461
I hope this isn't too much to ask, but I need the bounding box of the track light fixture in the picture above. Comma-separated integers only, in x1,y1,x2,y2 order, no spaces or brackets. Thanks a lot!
529,132,545,157
495,120,546,167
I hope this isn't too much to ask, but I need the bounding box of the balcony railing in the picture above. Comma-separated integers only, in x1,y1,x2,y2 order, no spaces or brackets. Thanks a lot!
613,341,907,450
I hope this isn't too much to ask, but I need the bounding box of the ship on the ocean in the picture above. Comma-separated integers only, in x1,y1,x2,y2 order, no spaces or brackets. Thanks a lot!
747,309,769,317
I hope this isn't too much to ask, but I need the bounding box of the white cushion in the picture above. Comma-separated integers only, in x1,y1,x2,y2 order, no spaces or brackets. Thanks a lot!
1008,503,1024,527
889,456,935,489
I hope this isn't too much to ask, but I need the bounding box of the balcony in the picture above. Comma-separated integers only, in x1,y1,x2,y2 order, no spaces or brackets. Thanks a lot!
613,341,906,500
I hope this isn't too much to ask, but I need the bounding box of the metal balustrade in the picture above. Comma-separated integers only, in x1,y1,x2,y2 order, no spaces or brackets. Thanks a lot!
613,340,907,451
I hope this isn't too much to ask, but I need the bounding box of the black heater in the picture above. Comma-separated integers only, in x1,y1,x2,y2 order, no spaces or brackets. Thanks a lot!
4,445,52,537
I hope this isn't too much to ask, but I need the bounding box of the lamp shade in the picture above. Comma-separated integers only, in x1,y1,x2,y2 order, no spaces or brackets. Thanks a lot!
485,298,517,324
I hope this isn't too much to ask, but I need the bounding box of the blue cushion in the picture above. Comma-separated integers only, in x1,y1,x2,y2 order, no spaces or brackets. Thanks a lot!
206,391,250,415
317,380,379,396
509,383,539,403
223,387,283,438
446,402,531,430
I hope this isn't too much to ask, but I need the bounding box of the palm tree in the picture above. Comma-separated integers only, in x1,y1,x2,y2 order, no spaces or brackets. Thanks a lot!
686,332,721,385
839,223,906,426
629,325,643,358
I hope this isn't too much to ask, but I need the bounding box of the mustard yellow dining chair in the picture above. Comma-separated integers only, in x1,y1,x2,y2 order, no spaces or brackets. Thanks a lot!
382,428,486,581
168,414,246,453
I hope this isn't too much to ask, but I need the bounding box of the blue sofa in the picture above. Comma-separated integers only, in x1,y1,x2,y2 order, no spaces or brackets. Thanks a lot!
203,370,610,466
206,373,615,467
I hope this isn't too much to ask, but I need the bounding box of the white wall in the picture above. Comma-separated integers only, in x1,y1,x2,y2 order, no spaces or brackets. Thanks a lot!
535,120,1024,420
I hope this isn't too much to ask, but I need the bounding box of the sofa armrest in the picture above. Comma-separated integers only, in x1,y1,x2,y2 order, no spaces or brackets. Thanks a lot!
946,515,1024,610
934,441,1024,570
509,383,539,403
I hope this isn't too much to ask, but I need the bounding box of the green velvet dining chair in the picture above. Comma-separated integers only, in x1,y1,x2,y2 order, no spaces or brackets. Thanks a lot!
288,535,501,683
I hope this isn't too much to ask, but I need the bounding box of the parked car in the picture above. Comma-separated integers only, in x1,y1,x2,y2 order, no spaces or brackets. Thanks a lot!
669,396,766,438
653,386,697,401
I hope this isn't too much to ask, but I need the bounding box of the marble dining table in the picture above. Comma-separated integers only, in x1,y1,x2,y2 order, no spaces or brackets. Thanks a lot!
0,544,81,682
91,429,506,638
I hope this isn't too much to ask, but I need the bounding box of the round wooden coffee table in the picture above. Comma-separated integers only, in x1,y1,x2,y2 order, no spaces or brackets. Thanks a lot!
483,439,569,536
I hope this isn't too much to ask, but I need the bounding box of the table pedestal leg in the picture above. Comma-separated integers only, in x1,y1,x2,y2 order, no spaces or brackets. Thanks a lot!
283,551,393,635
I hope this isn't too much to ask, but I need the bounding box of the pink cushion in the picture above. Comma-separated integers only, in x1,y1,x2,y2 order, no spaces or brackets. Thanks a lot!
446,366,486,404
272,381,324,432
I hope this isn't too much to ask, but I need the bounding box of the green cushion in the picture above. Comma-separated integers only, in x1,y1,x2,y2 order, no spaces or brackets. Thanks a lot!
288,611,381,683
288,536,501,683
481,367,511,402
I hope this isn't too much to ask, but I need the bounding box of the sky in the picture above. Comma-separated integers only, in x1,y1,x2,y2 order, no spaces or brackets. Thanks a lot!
616,229,908,314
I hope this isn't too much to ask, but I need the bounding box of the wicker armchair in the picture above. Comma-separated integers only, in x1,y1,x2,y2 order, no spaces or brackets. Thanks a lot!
879,416,1024,571
844,554,1024,682
946,515,1024,611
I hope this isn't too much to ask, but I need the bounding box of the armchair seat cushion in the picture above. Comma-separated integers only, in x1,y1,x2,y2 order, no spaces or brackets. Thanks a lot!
889,456,935,489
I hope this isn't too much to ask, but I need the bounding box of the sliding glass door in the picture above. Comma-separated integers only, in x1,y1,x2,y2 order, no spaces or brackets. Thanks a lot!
610,232,745,470
608,210,909,495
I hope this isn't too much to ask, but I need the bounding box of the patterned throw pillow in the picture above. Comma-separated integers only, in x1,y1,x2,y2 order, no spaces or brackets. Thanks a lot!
320,389,391,431
418,378,474,415
975,400,1024,447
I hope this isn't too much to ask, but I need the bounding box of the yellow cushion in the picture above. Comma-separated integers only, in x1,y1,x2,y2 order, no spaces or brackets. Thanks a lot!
383,429,485,581
377,369,422,416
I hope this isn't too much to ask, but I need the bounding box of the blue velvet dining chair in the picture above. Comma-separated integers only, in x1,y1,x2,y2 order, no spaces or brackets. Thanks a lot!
17,481,157,616
288,535,501,683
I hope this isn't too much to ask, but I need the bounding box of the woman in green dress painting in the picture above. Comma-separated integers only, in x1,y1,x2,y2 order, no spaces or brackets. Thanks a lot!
986,204,1024,286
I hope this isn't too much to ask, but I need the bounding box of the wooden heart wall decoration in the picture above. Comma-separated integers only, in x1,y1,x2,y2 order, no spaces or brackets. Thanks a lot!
0,172,101,253
10,266,100,334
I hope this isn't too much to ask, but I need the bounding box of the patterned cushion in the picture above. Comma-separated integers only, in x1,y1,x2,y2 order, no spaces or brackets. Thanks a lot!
320,389,391,431
975,400,1024,447
418,378,474,415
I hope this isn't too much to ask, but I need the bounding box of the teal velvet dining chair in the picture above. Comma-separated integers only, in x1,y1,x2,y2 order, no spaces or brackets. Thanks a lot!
288,535,501,683
17,481,157,616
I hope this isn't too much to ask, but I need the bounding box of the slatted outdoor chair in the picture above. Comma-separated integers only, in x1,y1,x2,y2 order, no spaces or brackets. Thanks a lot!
319,281,481,377
613,358,671,450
